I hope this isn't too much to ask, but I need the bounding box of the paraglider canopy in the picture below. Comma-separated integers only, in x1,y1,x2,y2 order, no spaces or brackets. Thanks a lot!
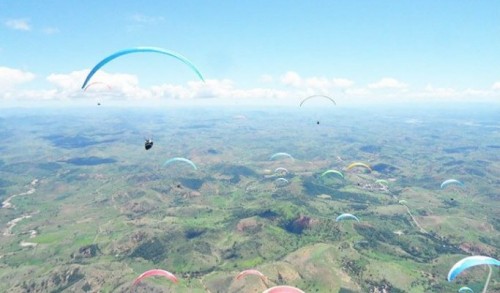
262,285,305,293
458,287,474,293
274,177,289,187
163,157,198,170
346,162,372,172
375,179,389,186
321,169,344,179
270,152,294,161
441,179,464,189
274,167,289,176
299,95,336,107
447,255,499,281
81,47,205,89
236,269,267,281
132,269,178,289
83,81,112,92
336,213,360,222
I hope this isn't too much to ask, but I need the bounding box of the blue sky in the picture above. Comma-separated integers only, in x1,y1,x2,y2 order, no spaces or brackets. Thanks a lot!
1,1,499,106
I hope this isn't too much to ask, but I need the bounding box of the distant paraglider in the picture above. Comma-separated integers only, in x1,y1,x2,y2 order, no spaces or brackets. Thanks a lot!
299,95,336,107
83,81,112,92
441,179,464,189
320,169,344,179
83,82,110,106
299,95,336,125
236,269,267,282
269,152,294,161
274,177,289,187
458,287,474,293
263,285,305,293
163,157,197,170
144,138,153,150
346,162,372,172
132,269,178,290
336,213,360,222
375,179,389,186
81,47,205,89
274,167,289,176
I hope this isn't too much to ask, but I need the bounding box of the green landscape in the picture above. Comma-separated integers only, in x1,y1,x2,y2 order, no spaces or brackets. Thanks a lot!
0,105,498,292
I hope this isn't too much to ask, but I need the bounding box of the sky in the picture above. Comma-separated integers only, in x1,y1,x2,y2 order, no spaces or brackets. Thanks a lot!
1,0,499,107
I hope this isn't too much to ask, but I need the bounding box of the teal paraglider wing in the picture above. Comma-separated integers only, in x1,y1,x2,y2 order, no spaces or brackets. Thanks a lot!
163,157,198,170
447,255,499,281
81,47,205,89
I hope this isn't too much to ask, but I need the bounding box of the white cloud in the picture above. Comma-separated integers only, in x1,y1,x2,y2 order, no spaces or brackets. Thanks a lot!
278,72,353,91
304,76,330,89
421,85,457,97
332,78,354,88
5,18,31,31
42,27,59,34
47,70,139,91
492,82,500,90
151,79,288,101
280,71,302,87
368,77,407,89
2,69,499,106
0,67,35,89
345,88,370,96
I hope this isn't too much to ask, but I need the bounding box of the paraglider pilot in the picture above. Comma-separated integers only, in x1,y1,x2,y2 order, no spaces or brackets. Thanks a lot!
145,138,153,150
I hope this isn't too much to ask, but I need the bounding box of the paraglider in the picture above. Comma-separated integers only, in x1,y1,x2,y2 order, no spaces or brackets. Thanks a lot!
447,255,499,281
81,47,205,89
447,255,499,293
131,269,178,290
320,169,344,179
336,213,360,222
269,152,294,161
299,95,336,125
274,177,289,187
163,157,197,170
83,81,112,92
263,285,305,293
83,82,110,106
299,95,336,107
144,138,153,150
274,167,289,176
458,287,474,293
375,179,389,186
236,269,267,282
346,162,372,172
441,179,464,189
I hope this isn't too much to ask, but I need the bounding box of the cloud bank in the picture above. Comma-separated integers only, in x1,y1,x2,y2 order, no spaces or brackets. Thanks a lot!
1,67,498,106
